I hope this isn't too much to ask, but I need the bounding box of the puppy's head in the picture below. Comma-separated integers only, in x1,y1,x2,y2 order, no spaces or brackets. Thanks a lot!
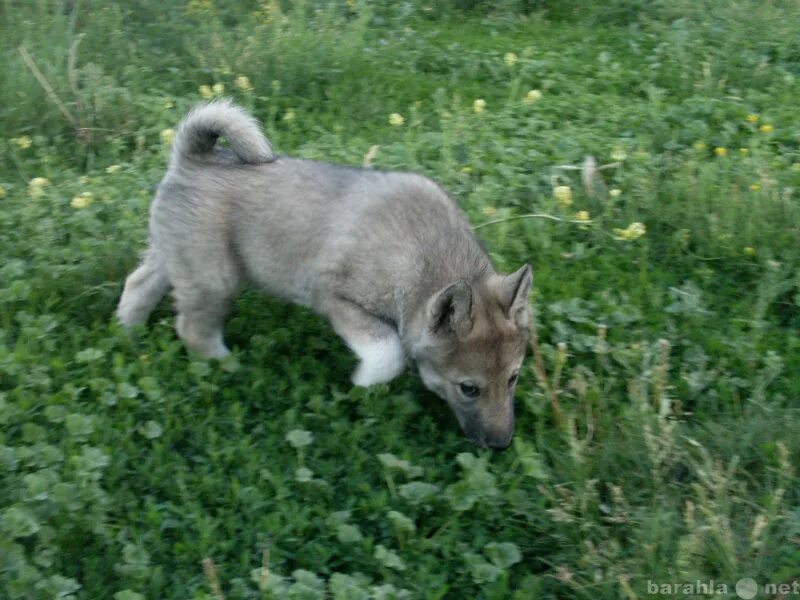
413,265,532,450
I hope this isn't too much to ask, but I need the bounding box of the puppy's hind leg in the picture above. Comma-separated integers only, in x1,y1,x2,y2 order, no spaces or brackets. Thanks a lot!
173,285,235,359
163,219,241,359
117,248,171,327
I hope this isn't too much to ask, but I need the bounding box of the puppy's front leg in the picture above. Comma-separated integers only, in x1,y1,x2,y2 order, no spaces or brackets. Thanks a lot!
349,334,406,387
320,298,406,386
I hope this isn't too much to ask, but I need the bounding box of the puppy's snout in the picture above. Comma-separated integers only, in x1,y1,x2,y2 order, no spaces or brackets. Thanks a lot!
468,434,488,449
466,429,513,451
483,403,515,451
486,435,513,451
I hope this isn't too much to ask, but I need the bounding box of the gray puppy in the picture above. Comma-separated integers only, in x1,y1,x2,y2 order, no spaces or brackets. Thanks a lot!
117,100,531,449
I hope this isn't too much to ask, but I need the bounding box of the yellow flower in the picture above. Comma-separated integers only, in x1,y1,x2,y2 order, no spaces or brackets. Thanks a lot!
574,210,590,223
283,108,296,122
523,89,542,103
70,191,94,209
160,128,174,145
750,183,760,192
212,83,225,96
28,177,49,197
106,164,122,174
746,114,759,123
12,136,32,149
693,142,706,152
553,185,572,206
629,222,646,238
714,146,727,157
461,166,472,174
609,188,622,198
482,206,497,217
0,185,6,198
235,75,253,91
388,113,405,126
199,85,213,99
473,99,486,114
759,124,774,133
613,222,646,241
739,148,749,155
743,246,756,256
504,52,518,67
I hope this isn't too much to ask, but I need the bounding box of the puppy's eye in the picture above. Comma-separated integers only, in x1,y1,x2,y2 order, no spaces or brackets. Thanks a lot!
508,372,519,388
459,382,480,399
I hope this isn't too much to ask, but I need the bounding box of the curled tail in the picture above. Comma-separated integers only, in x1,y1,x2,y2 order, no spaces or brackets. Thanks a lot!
170,99,275,165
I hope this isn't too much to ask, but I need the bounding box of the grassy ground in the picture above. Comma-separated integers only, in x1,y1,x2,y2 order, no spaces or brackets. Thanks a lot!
2,1,800,598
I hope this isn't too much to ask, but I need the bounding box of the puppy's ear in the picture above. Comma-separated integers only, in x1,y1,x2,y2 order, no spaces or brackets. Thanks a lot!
496,264,532,328
428,280,473,338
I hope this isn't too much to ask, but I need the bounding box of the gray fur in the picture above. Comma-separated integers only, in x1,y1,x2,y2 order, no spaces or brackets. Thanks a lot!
171,99,275,166
117,101,531,449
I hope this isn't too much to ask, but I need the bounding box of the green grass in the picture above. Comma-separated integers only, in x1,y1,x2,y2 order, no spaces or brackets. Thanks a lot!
1,1,800,598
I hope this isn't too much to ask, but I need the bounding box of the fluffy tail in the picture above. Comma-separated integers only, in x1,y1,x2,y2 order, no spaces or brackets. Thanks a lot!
170,99,275,165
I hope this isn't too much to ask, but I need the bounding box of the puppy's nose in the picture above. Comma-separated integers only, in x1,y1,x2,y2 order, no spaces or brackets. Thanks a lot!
487,437,512,451
469,435,488,449
486,429,514,451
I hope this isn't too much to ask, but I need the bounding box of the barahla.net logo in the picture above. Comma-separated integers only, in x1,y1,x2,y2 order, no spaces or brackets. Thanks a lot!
647,577,800,598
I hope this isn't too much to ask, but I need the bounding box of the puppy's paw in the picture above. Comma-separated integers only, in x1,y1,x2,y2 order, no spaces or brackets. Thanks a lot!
351,356,404,387
349,335,405,387
352,364,386,387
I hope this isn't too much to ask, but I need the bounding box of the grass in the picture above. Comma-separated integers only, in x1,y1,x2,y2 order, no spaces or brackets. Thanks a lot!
1,1,799,598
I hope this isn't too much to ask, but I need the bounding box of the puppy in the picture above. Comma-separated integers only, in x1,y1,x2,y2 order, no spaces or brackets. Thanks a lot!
117,100,531,449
